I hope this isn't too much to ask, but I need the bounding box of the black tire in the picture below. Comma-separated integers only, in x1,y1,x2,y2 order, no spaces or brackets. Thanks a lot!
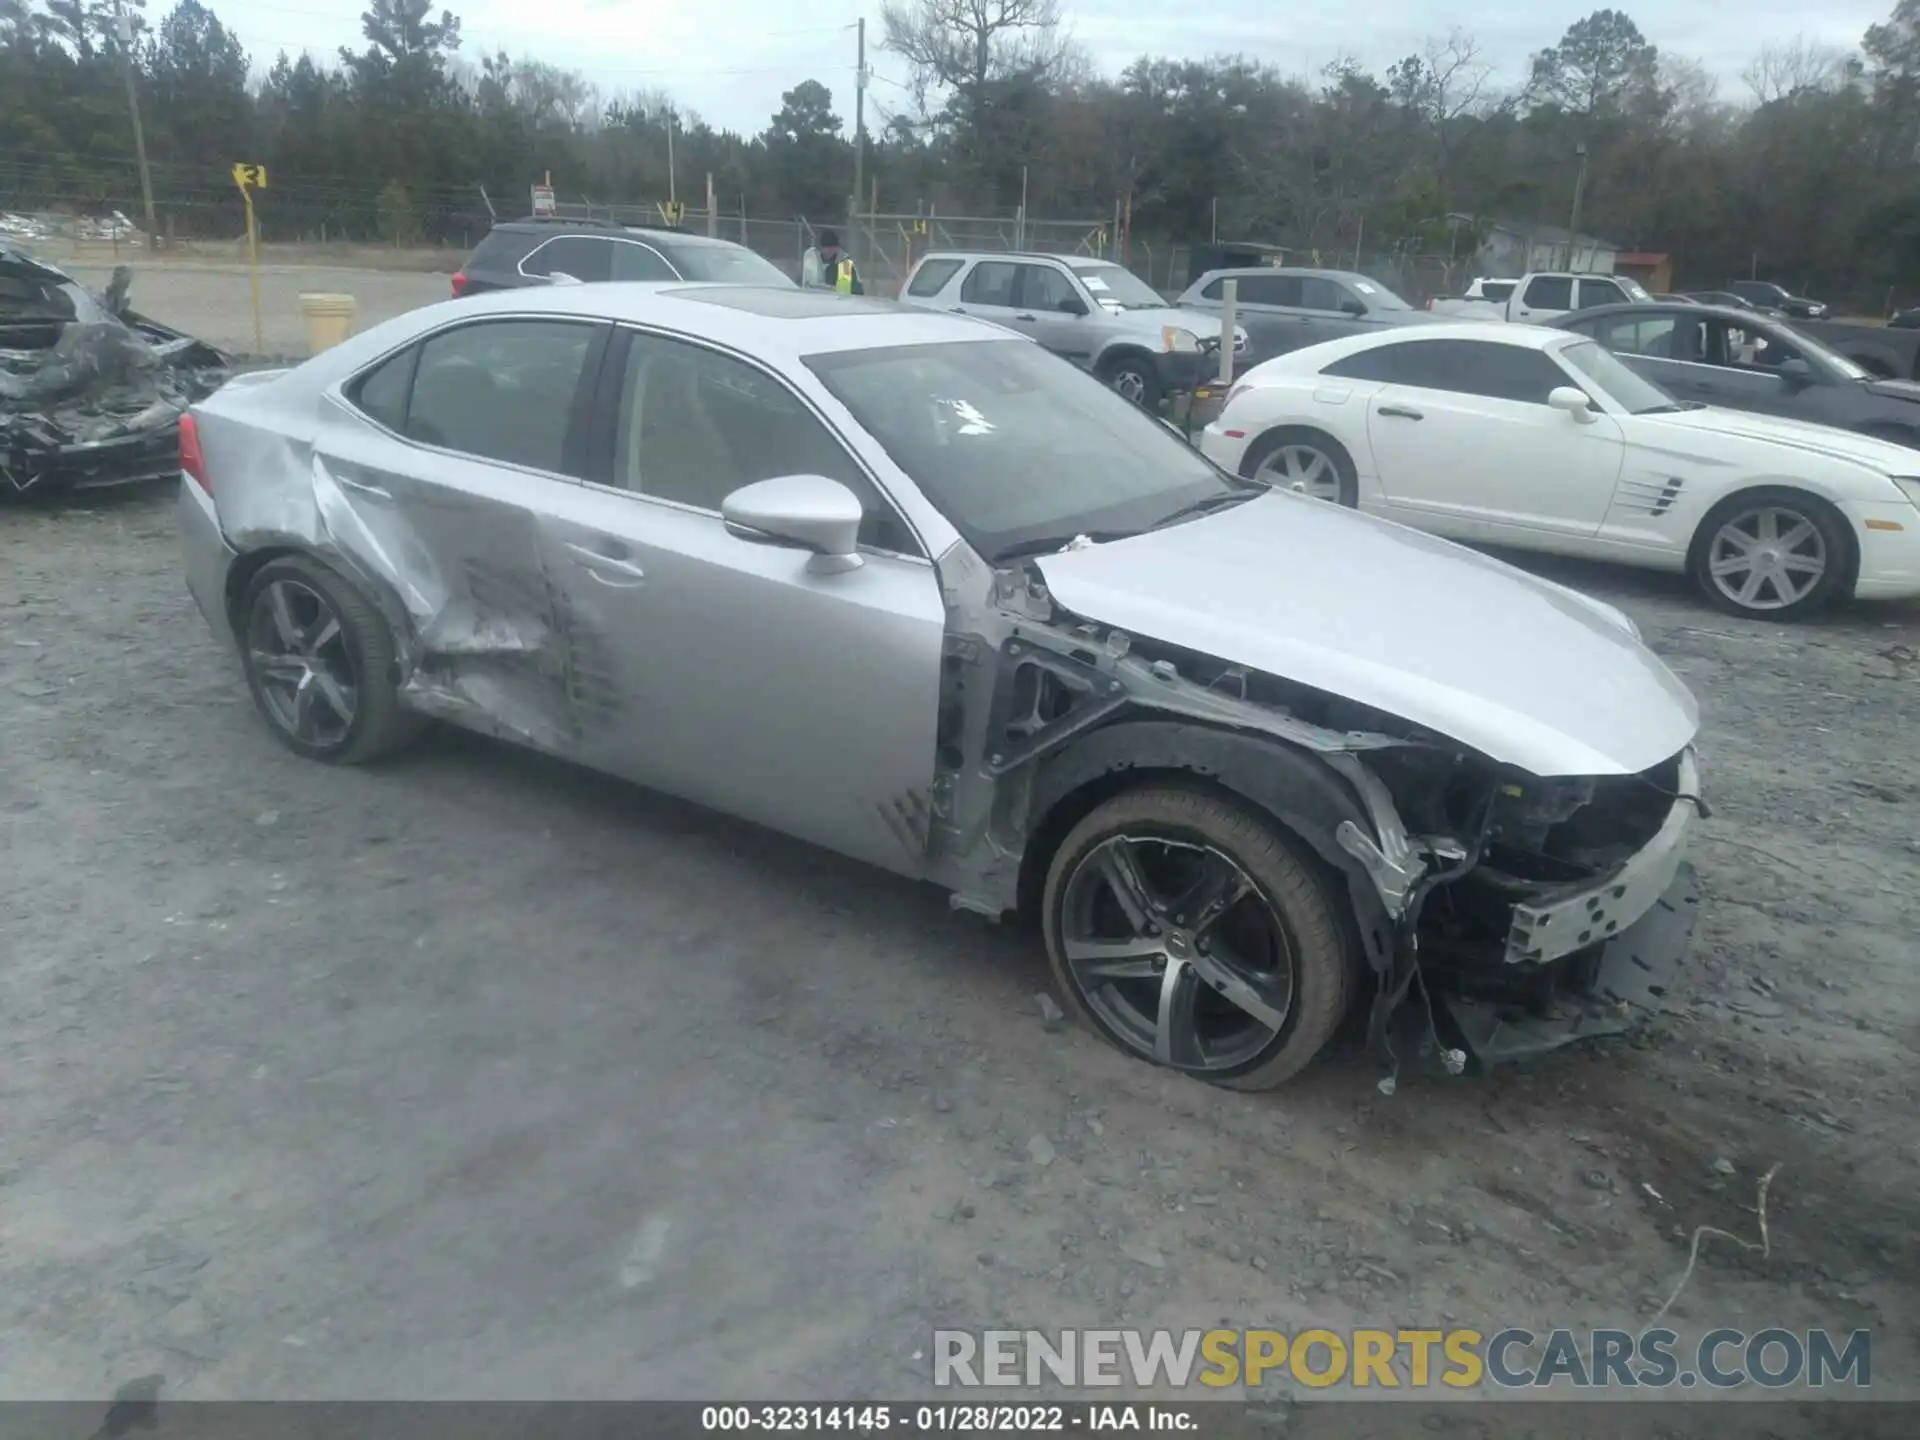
1685,486,1853,621
1103,354,1163,410
1238,427,1359,507
239,554,425,764
1040,786,1359,1091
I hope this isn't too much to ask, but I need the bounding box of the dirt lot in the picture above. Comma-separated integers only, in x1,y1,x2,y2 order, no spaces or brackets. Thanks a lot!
1,483,1916,1424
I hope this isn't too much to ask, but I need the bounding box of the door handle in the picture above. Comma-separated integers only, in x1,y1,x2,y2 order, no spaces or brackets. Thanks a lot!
563,541,646,586
949,306,966,314
1013,313,1037,322
1378,405,1424,421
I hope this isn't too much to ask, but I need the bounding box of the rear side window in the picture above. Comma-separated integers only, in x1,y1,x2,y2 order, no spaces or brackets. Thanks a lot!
908,258,964,297
1237,274,1302,307
961,262,1018,306
464,229,526,271
351,346,417,430
610,241,677,281
1523,276,1574,309
1481,281,1516,302
1324,338,1565,403
523,235,612,282
405,319,597,472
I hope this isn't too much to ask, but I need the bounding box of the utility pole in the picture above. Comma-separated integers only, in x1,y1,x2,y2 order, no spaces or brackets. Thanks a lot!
113,0,158,250
665,104,677,206
852,17,867,266
1565,141,1589,272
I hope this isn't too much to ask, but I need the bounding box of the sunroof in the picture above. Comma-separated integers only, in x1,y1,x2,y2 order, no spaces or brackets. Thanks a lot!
669,286,903,318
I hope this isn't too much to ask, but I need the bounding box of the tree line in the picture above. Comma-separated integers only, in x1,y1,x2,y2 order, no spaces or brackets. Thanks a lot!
5,0,1920,303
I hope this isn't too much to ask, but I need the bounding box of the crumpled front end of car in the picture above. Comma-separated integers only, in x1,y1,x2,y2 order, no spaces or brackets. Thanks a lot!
1339,738,1704,1076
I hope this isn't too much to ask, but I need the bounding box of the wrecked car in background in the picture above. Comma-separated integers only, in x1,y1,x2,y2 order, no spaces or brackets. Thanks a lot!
1,243,228,496
177,283,1705,1090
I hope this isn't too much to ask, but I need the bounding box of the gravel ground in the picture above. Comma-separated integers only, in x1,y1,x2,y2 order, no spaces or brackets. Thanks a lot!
2,482,1917,1424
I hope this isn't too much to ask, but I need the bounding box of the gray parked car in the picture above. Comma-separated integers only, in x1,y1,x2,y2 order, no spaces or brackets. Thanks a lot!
1551,302,1920,448
1175,267,1436,367
177,281,1702,1091
898,250,1245,407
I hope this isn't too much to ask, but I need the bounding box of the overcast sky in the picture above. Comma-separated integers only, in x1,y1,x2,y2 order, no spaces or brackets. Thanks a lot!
212,0,1891,137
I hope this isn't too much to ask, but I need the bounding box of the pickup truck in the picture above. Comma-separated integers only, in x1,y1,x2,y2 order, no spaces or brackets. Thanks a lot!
1426,271,1654,324
1790,317,1920,380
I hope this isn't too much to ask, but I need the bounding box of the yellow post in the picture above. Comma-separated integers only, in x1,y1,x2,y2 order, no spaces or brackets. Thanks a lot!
232,162,268,355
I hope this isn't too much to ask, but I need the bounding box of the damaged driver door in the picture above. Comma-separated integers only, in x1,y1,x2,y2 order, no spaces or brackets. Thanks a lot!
317,315,609,750
534,325,947,877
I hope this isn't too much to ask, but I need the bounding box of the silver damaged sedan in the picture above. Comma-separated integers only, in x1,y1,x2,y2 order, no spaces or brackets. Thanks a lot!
178,283,1706,1089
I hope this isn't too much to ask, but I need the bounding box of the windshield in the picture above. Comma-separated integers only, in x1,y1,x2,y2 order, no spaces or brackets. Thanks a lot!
1556,337,1683,414
672,245,795,286
805,338,1244,560
1070,263,1167,311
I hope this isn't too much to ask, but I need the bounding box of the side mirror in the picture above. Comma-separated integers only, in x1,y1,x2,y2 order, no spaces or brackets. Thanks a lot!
1058,295,1088,316
1340,300,1367,317
722,474,865,573
1776,357,1814,386
1548,386,1597,423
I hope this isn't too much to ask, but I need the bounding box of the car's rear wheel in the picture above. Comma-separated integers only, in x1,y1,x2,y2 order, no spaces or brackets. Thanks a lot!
1041,786,1358,1090
240,555,424,763
1686,488,1851,620
1104,355,1162,409
1240,428,1358,506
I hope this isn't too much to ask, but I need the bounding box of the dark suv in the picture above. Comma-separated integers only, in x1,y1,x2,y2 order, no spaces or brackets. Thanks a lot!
1727,279,1829,320
451,217,795,298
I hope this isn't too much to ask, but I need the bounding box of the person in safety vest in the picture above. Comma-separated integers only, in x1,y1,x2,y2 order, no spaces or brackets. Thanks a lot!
802,229,864,294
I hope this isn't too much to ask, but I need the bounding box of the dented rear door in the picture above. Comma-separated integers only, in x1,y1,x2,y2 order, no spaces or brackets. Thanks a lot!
310,315,610,752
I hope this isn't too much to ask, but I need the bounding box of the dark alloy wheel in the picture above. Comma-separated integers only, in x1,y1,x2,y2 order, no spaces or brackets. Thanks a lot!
239,556,425,763
1041,787,1357,1089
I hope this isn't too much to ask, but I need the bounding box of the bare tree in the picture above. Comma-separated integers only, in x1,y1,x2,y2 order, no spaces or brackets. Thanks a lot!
880,0,1069,124
1742,35,1851,104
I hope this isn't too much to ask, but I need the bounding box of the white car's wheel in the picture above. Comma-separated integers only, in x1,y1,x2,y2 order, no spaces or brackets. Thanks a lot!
1240,428,1357,506
1687,488,1851,621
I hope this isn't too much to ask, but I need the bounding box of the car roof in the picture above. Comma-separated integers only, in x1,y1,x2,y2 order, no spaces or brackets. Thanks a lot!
316,282,1013,374
1555,301,1772,325
1192,266,1367,283
1246,320,1576,376
915,250,1116,269
493,218,721,246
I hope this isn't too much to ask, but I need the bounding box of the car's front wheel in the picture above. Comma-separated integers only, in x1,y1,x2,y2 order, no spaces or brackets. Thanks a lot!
1239,428,1358,506
1686,488,1851,620
1104,355,1162,409
1041,786,1358,1090
239,555,424,763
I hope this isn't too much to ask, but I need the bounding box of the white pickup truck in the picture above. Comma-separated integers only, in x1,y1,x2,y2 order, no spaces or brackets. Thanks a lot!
1426,271,1653,323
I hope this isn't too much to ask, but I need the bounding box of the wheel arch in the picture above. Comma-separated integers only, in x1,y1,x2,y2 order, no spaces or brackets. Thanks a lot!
1092,342,1158,378
1238,423,1358,478
1016,719,1395,971
225,544,419,675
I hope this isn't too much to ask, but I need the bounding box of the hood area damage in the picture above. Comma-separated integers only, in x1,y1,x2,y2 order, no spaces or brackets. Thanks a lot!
1,244,229,496
923,546,1706,1086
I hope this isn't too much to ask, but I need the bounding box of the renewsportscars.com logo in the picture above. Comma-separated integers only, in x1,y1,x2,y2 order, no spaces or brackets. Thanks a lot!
933,1328,1872,1392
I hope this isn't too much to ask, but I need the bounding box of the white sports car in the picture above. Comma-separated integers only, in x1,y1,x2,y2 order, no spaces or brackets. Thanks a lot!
1200,322,1920,619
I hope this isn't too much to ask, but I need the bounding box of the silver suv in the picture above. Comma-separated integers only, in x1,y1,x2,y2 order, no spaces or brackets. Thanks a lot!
899,251,1246,406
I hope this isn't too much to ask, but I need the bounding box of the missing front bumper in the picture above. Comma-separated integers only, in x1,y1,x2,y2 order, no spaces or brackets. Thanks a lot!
1441,861,1700,1066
